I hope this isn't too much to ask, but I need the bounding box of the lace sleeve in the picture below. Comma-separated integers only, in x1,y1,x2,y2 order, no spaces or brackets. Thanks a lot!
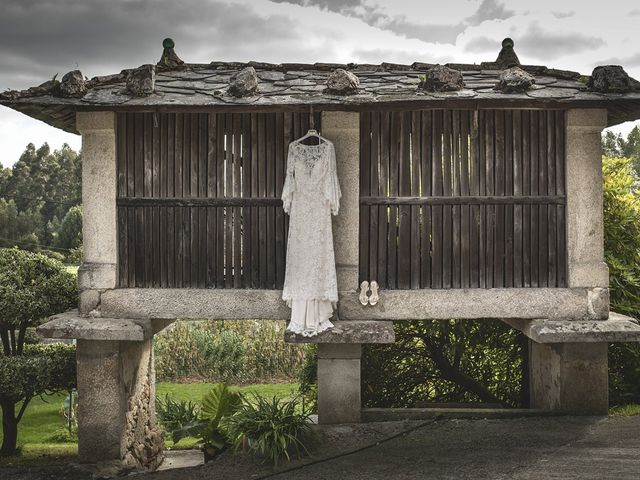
325,141,341,215
281,143,296,214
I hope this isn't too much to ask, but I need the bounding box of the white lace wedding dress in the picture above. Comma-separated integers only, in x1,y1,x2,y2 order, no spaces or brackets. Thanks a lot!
281,137,341,336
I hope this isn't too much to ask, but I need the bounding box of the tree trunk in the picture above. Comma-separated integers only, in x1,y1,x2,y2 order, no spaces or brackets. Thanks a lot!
0,398,18,456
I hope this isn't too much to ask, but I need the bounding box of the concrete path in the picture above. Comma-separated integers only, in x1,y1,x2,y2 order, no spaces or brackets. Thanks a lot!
3,416,639,479
150,415,640,480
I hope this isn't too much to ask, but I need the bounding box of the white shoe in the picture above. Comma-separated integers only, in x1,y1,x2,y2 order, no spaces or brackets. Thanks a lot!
369,281,379,306
359,281,369,306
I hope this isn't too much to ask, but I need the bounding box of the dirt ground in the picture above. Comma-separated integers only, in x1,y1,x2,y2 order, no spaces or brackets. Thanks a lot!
2,415,639,480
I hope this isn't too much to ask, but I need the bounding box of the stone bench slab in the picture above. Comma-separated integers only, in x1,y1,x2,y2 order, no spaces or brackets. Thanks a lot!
38,310,154,341
284,320,395,344
506,312,640,343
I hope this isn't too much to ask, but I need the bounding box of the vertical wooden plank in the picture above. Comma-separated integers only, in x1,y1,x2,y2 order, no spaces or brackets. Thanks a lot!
477,110,486,288
538,111,549,287
265,113,275,288
160,113,168,199
207,114,217,288
183,113,192,200
183,205,191,288
370,111,380,284
484,110,495,288
257,113,267,288
504,110,514,288
529,110,539,287
216,114,226,287
118,208,128,287
557,110,567,287
387,111,400,288
470,110,480,288
442,110,452,289
378,111,390,288
225,113,234,288
174,113,183,198
152,114,160,198
410,110,421,289
431,110,443,288
117,113,127,198
233,113,243,287
359,112,371,284
250,113,259,288
460,110,470,288
420,110,431,288
152,204,159,287
451,110,461,288
521,110,531,287
494,110,505,288
398,111,411,289
274,113,285,288
512,110,523,288
126,113,135,198
144,114,153,198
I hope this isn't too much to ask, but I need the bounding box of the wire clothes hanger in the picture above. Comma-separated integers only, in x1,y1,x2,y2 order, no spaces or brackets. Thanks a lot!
295,105,327,145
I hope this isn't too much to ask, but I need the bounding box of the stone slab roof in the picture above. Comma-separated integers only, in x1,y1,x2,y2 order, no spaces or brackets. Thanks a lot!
2,39,640,134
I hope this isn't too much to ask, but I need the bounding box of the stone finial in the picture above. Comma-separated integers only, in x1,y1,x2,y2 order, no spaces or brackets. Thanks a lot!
126,64,156,96
228,66,259,97
418,65,464,92
326,68,360,95
158,37,184,70
495,66,535,93
496,37,520,68
588,65,633,93
59,70,87,98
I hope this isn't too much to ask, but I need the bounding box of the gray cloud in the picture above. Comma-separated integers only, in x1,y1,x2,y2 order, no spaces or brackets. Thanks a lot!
595,52,640,69
552,11,575,19
515,23,605,61
0,0,314,90
270,0,517,45
630,9,640,16
466,0,515,26
463,36,501,54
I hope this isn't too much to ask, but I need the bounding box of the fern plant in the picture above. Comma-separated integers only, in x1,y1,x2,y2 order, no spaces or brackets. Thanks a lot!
156,394,200,444
224,394,315,467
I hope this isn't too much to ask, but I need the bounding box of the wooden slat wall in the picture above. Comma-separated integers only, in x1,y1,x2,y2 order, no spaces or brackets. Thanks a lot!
116,111,320,288
359,109,567,289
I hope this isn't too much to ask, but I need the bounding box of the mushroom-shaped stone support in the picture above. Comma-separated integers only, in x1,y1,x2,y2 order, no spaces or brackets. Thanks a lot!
418,65,464,92
158,38,185,70
59,70,87,98
326,68,360,95
228,66,259,97
126,64,156,97
589,65,633,93
495,37,521,68
495,66,535,93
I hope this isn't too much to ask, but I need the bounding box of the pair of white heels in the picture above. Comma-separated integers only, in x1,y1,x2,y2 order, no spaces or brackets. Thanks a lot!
359,280,379,306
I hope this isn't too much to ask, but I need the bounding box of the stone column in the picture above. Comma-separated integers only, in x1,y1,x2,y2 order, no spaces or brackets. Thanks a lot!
76,339,164,470
317,344,361,423
76,111,118,314
321,111,359,292
565,109,609,291
529,341,608,415
317,112,362,423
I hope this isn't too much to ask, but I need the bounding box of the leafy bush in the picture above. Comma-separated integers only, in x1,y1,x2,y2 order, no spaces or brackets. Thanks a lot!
199,383,242,454
154,320,305,383
603,156,640,405
224,394,314,467
0,247,77,455
156,394,200,444
297,344,318,412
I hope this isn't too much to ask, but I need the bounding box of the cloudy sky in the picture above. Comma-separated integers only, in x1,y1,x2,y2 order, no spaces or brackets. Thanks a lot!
1,0,639,166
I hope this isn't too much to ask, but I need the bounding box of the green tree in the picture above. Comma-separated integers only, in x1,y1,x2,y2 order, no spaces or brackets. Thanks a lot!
0,248,78,455
54,205,82,250
602,126,640,175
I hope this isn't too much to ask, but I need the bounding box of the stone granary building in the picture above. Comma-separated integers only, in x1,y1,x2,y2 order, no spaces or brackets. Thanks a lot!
3,37,640,470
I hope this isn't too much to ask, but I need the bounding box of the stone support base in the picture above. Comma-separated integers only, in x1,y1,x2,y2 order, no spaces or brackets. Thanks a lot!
317,344,361,424
76,338,164,470
529,341,608,415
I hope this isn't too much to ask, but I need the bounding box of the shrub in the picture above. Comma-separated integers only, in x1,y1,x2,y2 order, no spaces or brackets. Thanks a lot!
297,344,318,412
154,320,306,384
603,156,640,405
224,394,314,467
0,248,77,455
156,394,200,444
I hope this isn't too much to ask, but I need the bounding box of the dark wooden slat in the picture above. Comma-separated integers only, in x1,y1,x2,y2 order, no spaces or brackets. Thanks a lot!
431,110,443,288
360,195,566,205
504,110,514,287
258,113,267,288
360,112,371,284
216,114,226,287
378,111,390,288
494,110,505,287
521,110,531,287
233,114,243,287
370,112,380,283
265,113,275,288
398,112,412,288
420,110,431,288
410,111,421,289
529,110,539,287
538,112,549,287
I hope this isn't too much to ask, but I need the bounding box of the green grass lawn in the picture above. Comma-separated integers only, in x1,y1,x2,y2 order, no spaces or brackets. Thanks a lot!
0,382,298,465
